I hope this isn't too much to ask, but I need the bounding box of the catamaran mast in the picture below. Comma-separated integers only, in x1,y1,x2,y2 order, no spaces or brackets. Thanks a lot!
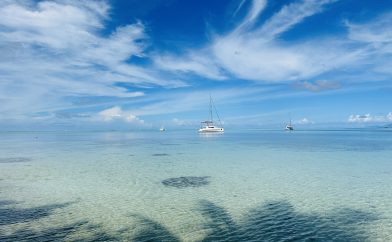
209,94,213,123
211,95,223,127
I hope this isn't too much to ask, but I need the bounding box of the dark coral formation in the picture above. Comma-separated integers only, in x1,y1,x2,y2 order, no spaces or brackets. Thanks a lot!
152,153,170,156
162,176,210,188
0,157,32,163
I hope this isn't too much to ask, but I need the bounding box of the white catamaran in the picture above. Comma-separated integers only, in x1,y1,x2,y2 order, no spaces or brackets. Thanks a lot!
285,115,294,131
199,95,224,133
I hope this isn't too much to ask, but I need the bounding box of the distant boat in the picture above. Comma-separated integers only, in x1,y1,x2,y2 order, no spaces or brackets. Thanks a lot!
199,95,224,133
159,126,166,131
285,124,294,131
285,115,294,131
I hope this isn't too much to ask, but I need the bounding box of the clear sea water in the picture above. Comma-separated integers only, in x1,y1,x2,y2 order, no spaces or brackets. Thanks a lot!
0,129,391,241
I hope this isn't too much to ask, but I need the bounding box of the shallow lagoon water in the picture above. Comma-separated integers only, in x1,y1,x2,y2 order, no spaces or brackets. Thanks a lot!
0,129,392,241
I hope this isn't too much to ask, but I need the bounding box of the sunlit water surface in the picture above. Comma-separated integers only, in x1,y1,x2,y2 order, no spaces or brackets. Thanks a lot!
1,130,392,241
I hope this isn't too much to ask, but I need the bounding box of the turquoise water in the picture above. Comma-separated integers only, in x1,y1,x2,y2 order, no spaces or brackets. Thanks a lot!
0,130,392,241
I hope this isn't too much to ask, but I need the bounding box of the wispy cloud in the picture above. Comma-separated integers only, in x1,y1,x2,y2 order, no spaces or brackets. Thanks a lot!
295,117,314,125
172,118,197,126
348,113,391,123
233,0,267,31
155,0,353,82
0,0,184,119
345,12,392,77
232,0,247,18
153,51,226,80
98,106,144,124
255,0,337,39
131,87,266,116
295,80,341,92
346,13,392,44
242,1,345,81
154,0,392,87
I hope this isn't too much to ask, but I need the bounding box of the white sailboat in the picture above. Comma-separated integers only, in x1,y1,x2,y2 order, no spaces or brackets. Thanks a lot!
199,95,224,133
159,126,166,131
285,115,294,131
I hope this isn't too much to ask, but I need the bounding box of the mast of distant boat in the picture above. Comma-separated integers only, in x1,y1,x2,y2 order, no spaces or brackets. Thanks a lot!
211,95,223,128
209,94,213,123
286,113,294,131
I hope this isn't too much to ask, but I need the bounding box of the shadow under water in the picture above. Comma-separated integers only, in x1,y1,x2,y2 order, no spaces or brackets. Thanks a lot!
0,200,121,241
129,200,378,242
198,200,378,242
0,220,122,242
130,214,180,242
0,199,379,241
0,200,73,226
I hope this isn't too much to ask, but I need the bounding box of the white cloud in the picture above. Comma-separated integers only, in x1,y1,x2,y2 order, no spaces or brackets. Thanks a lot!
154,0,392,86
296,80,341,92
98,106,144,124
348,114,386,123
346,13,392,44
155,0,361,83
387,112,392,121
345,12,392,78
0,0,185,119
172,118,196,126
255,0,337,39
211,0,359,83
295,118,314,124
0,1,106,49
233,0,267,31
212,37,306,81
154,51,226,80
131,87,267,116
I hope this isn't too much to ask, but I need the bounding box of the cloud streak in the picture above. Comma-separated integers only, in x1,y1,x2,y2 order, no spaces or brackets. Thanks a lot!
295,117,314,125
98,106,144,124
154,0,392,87
295,80,341,92
348,113,392,123
0,0,184,119
155,0,354,83
255,0,337,39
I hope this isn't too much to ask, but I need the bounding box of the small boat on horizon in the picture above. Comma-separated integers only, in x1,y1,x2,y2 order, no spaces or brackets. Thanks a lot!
285,116,294,131
199,95,224,133
285,124,294,131
159,126,166,131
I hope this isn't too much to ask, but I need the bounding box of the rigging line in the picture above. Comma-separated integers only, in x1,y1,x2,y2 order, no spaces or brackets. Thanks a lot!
211,97,223,127
209,94,213,122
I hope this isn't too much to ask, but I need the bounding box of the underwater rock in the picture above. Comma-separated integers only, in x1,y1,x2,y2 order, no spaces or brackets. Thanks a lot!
152,153,170,156
0,157,32,163
162,176,210,188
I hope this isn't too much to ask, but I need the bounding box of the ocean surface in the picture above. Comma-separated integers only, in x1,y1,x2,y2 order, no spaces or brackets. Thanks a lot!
0,129,391,241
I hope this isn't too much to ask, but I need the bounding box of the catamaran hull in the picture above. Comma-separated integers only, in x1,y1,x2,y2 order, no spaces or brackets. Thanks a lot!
198,128,224,133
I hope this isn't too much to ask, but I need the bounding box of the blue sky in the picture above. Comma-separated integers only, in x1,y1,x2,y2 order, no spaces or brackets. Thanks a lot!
1,0,392,130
